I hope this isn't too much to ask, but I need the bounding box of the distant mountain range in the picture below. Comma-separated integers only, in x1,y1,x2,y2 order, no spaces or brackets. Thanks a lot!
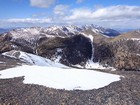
0,28,9,34
0,25,121,36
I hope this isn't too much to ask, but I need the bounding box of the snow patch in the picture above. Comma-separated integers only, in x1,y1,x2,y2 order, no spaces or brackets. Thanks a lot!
136,54,140,56
53,48,63,63
0,61,5,64
0,65,120,90
85,61,106,69
57,48,62,53
54,55,61,63
126,38,140,41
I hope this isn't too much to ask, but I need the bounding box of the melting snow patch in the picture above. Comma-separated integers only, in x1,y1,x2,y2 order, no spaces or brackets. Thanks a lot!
57,48,62,53
0,65,120,90
0,61,5,64
85,60,106,69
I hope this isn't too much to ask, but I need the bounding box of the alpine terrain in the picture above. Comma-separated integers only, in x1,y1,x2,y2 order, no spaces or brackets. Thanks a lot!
0,24,140,105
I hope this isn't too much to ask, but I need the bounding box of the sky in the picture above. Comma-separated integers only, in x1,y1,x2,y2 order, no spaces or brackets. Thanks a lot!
0,0,140,29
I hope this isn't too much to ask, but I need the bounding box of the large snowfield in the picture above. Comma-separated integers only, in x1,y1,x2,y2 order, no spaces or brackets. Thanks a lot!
0,50,121,90
0,65,120,90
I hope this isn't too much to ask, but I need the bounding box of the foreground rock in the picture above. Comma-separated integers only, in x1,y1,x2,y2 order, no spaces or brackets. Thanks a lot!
0,71,140,105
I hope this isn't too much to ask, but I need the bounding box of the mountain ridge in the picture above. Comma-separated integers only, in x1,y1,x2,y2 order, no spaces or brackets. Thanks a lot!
0,24,139,71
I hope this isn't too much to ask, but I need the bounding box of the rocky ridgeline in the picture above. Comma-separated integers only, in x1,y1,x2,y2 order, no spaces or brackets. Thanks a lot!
0,26,140,71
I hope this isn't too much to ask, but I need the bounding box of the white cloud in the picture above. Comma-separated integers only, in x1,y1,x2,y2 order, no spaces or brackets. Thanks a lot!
64,8,92,20
1,5,140,29
92,5,140,19
64,5,140,20
62,5,140,29
54,4,69,15
76,0,84,3
30,0,56,8
0,18,52,28
7,18,52,23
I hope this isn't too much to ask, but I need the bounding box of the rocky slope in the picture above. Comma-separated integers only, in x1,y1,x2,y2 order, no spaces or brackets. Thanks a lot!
94,31,140,70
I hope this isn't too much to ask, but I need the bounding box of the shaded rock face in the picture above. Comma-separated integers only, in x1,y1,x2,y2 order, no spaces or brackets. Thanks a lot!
37,35,92,65
93,43,114,64
94,39,140,70
0,55,23,70
0,34,13,53
0,33,35,54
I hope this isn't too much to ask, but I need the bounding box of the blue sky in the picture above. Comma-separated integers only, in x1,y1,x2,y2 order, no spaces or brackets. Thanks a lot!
0,0,140,29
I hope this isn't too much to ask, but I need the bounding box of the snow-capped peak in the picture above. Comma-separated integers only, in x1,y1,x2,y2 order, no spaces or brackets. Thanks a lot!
2,24,120,48
82,24,120,36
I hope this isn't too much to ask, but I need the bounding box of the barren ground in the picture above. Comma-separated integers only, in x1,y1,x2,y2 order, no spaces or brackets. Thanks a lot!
0,56,140,105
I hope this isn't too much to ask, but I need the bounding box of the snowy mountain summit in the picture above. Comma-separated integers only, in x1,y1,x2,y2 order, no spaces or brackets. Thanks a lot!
6,24,120,40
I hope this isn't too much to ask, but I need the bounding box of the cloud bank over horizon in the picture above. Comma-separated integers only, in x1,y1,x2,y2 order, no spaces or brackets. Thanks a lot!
0,0,140,29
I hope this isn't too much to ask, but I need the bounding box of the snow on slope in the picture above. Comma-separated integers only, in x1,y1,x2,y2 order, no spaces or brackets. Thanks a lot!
6,24,118,42
10,27,41,39
9,25,81,40
81,34,106,69
8,27,56,45
2,50,109,70
43,25,82,36
82,24,120,36
2,50,67,68
0,65,120,90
